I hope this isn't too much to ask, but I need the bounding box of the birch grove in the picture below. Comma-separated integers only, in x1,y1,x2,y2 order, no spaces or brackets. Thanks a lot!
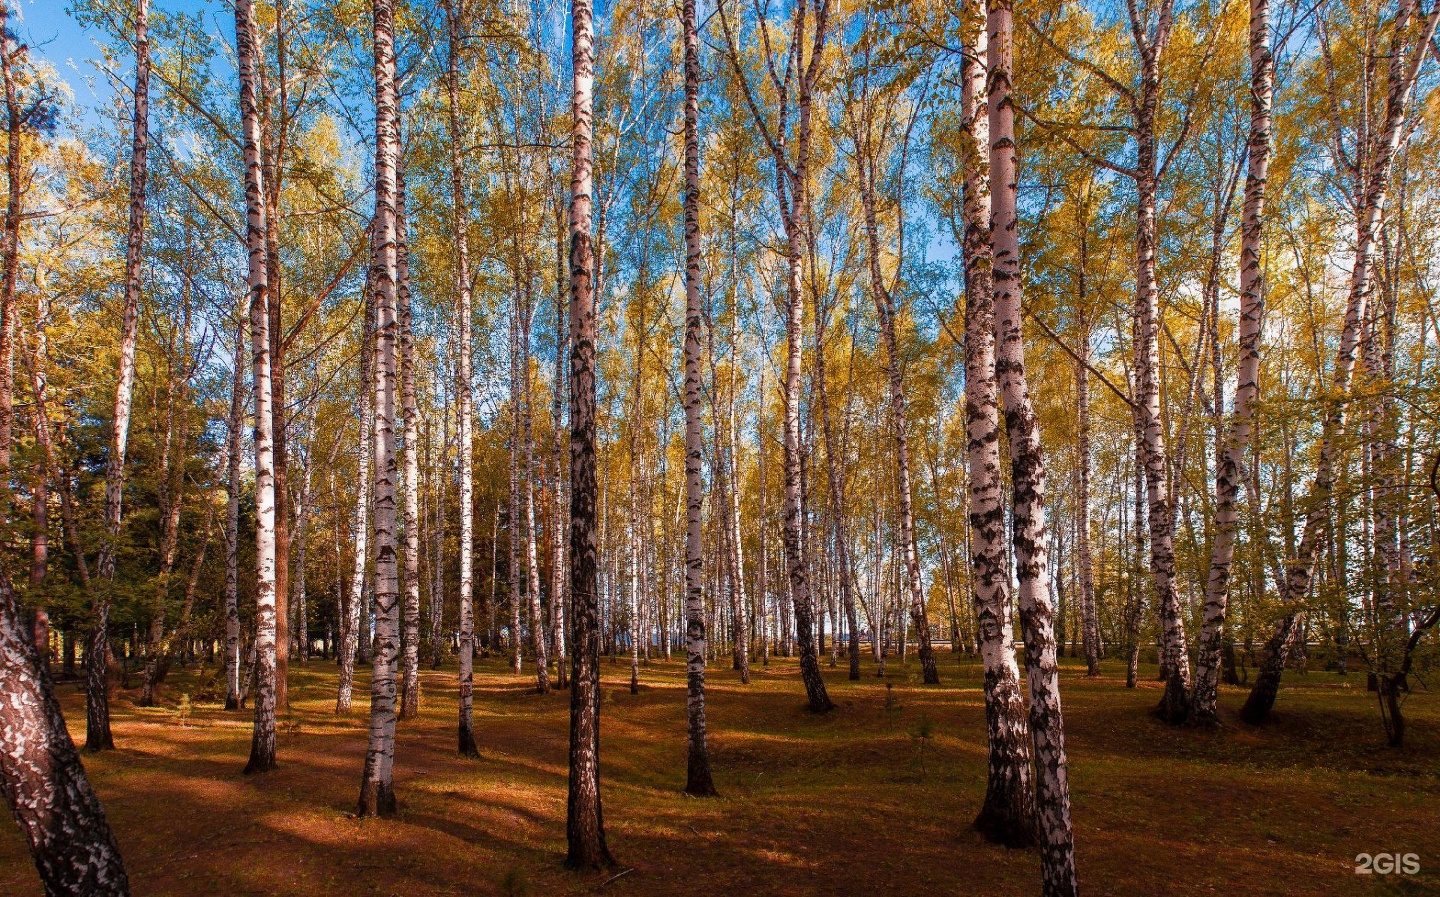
7,0,1440,892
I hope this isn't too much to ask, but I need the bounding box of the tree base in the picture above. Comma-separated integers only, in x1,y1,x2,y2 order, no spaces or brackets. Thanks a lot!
357,780,397,817
973,805,1036,849
243,745,277,775
458,725,479,759
1154,675,1191,724
563,847,616,872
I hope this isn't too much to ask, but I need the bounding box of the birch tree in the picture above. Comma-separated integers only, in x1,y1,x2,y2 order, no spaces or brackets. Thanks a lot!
398,168,422,719
337,278,374,715
959,0,1033,847
681,0,716,795
1241,0,1439,724
357,0,403,817
236,0,281,777
565,0,614,864
1190,0,1272,725
88,0,152,754
0,2,129,887
989,0,1078,888
719,0,835,713
224,325,244,710
445,0,480,758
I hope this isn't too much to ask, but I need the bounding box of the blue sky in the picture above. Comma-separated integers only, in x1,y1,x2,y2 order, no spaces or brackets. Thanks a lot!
23,1,113,114
24,0,222,130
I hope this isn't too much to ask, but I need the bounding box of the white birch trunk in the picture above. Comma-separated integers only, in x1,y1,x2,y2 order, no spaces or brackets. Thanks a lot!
237,0,279,777
1241,0,1439,723
398,168,422,719
565,0,612,863
358,0,401,817
1191,0,1272,724
444,0,479,757
88,0,152,753
989,2,1078,889
960,0,1033,847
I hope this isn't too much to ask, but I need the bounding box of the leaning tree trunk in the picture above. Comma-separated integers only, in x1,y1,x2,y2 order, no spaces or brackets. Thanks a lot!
444,0,479,757
960,0,1034,847
88,0,152,754
0,5,129,887
565,0,613,866
1241,0,1438,724
0,573,130,897
1191,0,1271,725
237,0,279,777
337,278,374,715
989,3,1078,890
681,5,716,785
357,0,402,818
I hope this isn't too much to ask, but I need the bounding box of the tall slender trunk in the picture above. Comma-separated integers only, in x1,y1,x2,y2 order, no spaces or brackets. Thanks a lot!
812,288,862,683
726,373,750,678
398,167,422,719
551,200,569,689
853,117,938,685
1076,308,1099,677
337,278,375,714
30,301,91,612
357,0,402,817
25,296,51,660
0,0,20,486
139,363,187,707
293,451,313,665
522,286,550,694
1125,417,1147,688
236,0,280,776
1071,195,1100,677
565,0,613,865
960,0,1033,847
88,0,152,753
261,0,293,712
789,4,833,712
224,325,244,709
444,0,479,756
428,414,446,671
509,297,524,676
1127,0,1193,722
757,362,772,667
1242,0,1438,724
989,3,1078,890
1191,0,1272,724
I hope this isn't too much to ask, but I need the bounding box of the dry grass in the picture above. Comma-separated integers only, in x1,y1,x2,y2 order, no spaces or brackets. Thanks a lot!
2,653,1437,896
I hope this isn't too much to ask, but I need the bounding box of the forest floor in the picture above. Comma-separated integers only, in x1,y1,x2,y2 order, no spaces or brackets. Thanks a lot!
2,652,1437,896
